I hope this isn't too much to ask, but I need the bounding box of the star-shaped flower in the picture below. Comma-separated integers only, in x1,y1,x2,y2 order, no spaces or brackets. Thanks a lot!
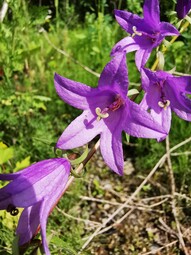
110,0,179,70
176,0,191,19
0,158,71,255
140,68,191,137
54,54,167,176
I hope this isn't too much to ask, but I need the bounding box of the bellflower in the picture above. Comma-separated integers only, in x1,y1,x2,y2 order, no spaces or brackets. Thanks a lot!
54,54,167,176
110,0,179,70
176,0,191,19
0,158,71,255
140,68,191,137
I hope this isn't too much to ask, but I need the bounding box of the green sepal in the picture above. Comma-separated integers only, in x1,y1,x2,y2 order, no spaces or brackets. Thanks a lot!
70,167,86,178
69,145,89,165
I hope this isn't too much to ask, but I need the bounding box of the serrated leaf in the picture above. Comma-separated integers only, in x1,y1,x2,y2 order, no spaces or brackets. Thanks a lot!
13,156,30,172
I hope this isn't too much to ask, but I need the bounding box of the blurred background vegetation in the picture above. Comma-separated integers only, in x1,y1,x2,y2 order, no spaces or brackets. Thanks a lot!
0,0,191,254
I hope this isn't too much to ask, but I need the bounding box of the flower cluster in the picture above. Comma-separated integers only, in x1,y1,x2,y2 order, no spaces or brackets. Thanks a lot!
55,0,191,174
0,0,191,254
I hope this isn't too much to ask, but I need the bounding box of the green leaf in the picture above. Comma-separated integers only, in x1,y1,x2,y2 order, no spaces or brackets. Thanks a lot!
33,95,51,102
33,101,47,111
0,141,8,149
0,146,14,164
92,46,100,53
13,156,30,172
74,33,86,39
0,208,23,230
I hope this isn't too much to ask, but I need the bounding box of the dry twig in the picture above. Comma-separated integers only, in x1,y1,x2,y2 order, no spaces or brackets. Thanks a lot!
78,136,191,254
165,136,189,255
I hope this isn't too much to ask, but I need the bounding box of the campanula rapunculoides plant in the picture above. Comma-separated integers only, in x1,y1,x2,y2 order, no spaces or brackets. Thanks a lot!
0,0,191,254
54,54,167,175
0,158,70,255
110,0,179,70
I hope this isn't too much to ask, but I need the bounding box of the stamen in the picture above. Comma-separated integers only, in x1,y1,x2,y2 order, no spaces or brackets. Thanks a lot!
109,94,124,111
7,204,19,216
158,100,170,110
95,107,109,121
132,26,142,37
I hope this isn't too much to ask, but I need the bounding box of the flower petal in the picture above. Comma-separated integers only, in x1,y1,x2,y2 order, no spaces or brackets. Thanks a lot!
17,202,42,245
100,110,124,175
143,0,160,28
56,110,102,149
165,84,191,121
135,48,151,70
54,73,98,110
39,168,70,255
114,9,143,34
110,36,140,57
160,22,179,36
39,201,51,255
0,159,70,208
176,0,191,19
124,100,167,139
98,54,129,98
150,107,171,138
167,76,191,93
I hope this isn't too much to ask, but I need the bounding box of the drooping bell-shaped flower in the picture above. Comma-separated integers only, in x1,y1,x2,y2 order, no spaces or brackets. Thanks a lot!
0,158,71,255
140,68,191,137
54,54,167,176
111,0,179,70
176,0,191,19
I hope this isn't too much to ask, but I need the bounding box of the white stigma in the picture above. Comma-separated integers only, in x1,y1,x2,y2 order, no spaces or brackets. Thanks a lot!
132,26,142,37
158,100,170,110
95,107,109,121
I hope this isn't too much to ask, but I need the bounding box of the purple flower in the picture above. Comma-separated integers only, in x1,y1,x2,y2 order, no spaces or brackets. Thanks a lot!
54,54,167,176
176,0,191,19
111,0,179,70
140,68,191,137
0,158,71,255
